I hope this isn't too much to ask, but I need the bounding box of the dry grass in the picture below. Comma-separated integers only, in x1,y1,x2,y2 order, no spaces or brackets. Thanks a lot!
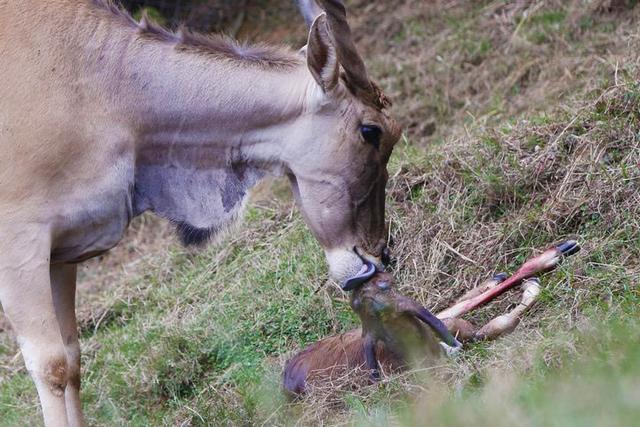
1,1,639,425
287,1,640,423
354,0,640,143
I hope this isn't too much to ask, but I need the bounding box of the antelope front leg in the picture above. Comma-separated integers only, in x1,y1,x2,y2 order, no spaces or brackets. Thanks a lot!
0,226,69,427
51,264,85,427
441,278,541,342
454,273,508,304
473,278,541,341
438,241,579,319
439,273,508,342
363,334,380,381
441,317,478,342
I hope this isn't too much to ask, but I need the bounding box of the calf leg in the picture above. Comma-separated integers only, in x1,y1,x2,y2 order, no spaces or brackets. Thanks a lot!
363,334,380,381
474,278,541,340
441,278,541,342
454,273,508,304
51,264,85,427
441,317,478,342
439,241,579,320
0,226,68,427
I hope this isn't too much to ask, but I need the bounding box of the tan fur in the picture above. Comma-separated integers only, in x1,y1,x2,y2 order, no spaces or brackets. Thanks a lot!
0,1,400,425
45,358,69,398
93,0,300,68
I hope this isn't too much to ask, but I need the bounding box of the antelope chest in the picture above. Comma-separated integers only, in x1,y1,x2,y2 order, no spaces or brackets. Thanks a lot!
49,164,135,264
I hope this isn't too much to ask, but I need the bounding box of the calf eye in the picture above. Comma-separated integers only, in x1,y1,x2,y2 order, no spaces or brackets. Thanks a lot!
360,125,382,150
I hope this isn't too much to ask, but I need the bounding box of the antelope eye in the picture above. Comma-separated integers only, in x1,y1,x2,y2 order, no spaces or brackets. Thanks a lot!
360,125,382,150
377,281,391,291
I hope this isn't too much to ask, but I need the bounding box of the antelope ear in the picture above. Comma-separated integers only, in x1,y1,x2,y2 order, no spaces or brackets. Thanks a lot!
306,13,339,93
397,296,462,349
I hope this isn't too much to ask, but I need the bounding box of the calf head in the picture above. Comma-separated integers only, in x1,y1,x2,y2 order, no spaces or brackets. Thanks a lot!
349,272,462,349
349,272,397,324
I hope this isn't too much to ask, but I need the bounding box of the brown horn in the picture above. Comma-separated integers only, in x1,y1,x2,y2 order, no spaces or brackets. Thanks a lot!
297,0,324,28
315,0,374,97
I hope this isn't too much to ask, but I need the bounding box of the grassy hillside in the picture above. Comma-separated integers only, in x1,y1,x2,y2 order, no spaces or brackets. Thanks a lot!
1,1,639,425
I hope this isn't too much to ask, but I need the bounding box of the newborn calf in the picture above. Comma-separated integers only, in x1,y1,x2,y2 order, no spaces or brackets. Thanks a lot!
283,240,579,396
283,272,460,395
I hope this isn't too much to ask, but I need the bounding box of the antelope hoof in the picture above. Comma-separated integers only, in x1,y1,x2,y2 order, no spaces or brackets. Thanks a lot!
440,341,462,357
556,240,580,257
370,368,381,382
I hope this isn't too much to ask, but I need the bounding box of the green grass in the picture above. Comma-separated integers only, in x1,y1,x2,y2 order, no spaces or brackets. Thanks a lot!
0,207,358,425
80,212,355,425
1,1,640,425
395,313,640,427
4,79,637,424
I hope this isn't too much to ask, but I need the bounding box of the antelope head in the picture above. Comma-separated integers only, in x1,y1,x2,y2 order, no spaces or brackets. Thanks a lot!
289,0,402,288
349,273,461,349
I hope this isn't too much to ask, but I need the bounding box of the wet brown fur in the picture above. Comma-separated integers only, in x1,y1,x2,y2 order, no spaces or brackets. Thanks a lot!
283,273,443,396
283,329,412,396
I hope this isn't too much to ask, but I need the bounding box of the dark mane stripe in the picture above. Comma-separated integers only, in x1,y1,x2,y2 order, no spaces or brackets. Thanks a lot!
91,0,301,69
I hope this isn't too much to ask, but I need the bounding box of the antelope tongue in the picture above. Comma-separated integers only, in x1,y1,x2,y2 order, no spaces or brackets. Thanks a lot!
342,261,377,291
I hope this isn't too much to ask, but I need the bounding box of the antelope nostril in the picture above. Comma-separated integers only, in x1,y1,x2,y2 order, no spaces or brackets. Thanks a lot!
381,246,391,266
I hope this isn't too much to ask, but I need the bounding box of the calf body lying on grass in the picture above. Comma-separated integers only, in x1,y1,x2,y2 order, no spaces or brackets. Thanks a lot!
283,240,579,395
283,272,460,395
283,273,450,395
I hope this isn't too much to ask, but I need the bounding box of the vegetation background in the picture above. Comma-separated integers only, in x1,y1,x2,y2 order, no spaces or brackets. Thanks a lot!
1,0,639,425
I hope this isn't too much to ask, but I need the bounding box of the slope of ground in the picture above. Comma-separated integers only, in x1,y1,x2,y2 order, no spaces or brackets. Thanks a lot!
1,1,639,425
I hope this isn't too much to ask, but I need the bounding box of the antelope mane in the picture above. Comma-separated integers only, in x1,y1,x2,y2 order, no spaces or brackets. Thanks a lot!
91,0,302,69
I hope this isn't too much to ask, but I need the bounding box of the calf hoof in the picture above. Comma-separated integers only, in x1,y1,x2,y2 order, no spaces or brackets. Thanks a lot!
557,240,580,256
440,341,463,357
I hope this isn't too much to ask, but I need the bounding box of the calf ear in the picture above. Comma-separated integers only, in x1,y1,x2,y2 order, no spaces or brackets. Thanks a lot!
306,13,339,93
398,296,462,349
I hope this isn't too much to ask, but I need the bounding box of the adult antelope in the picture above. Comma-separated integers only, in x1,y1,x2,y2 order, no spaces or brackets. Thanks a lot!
0,0,400,425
